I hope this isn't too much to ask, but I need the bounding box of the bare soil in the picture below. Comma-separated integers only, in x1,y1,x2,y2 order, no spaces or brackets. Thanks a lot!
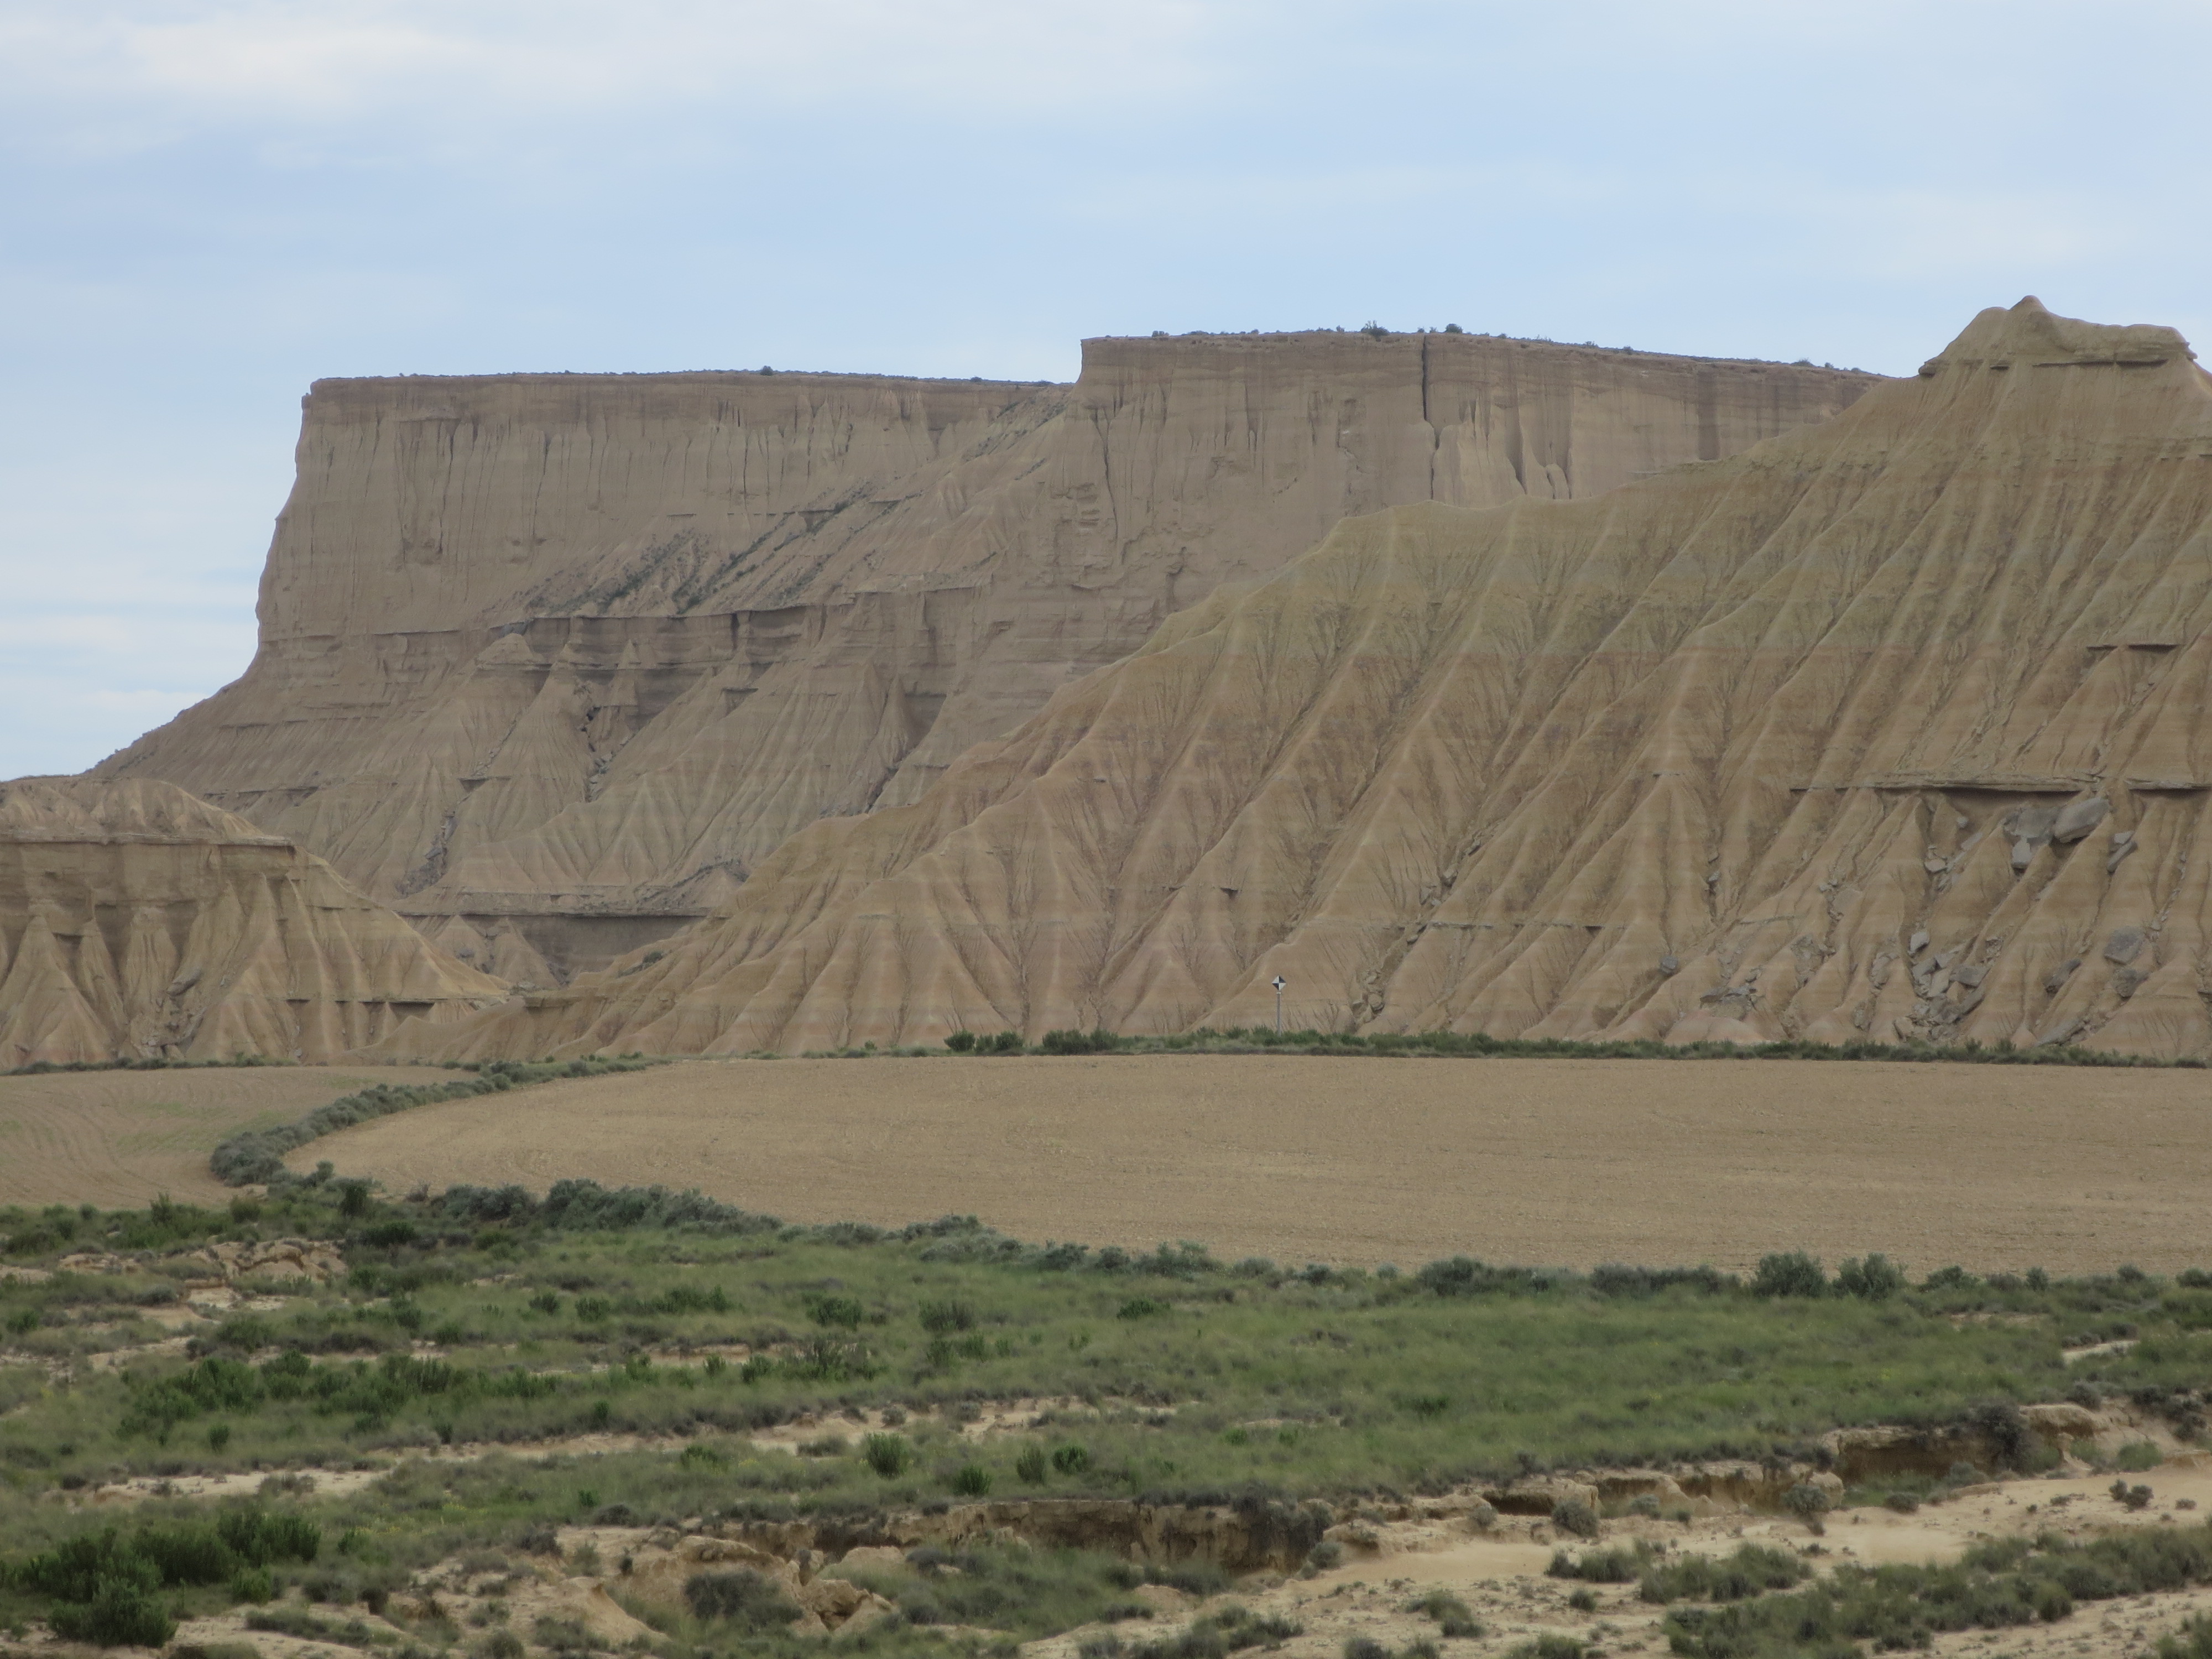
299,1056,2212,1274
0,1065,450,1208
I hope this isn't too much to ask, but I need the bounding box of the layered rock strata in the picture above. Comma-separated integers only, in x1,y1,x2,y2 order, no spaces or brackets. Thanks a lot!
98,333,1876,975
0,778,506,1066
392,300,2212,1061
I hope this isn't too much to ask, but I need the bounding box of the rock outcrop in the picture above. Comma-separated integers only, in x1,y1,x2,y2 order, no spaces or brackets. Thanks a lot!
97,333,1875,977
0,778,506,1065
390,300,2212,1061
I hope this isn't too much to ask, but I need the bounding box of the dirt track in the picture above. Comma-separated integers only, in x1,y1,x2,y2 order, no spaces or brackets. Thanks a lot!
296,1056,2212,1274
0,1065,451,1208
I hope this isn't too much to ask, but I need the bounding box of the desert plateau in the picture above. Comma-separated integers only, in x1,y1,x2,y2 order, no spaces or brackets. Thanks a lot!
6,298,2212,1659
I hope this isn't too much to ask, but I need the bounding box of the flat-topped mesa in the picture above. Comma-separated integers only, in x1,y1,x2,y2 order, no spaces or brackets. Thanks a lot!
0,778,506,1066
97,328,1879,978
384,299,2212,1063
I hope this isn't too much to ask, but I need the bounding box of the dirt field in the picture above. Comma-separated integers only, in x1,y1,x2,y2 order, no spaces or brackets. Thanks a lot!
296,1056,2212,1275
0,1065,451,1209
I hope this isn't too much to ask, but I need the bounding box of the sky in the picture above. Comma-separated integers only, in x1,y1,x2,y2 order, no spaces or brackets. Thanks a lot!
3,0,2209,780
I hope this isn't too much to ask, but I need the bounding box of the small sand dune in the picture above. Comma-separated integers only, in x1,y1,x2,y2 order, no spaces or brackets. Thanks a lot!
300,1056,2212,1274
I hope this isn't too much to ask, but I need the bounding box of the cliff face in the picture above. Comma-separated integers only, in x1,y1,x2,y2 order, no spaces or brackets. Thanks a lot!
100,332,1876,976
393,300,2212,1062
0,778,506,1066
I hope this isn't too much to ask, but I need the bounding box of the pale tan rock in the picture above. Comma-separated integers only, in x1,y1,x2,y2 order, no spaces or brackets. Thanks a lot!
100,335,1874,974
382,300,2212,1063
0,777,506,1065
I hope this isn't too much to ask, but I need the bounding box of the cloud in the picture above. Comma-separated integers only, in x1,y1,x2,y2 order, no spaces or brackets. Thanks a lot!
1,0,1255,138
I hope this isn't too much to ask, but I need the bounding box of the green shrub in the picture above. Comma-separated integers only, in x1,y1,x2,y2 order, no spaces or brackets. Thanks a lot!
230,1566,275,1604
952,1464,993,1496
862,1433,914,1477
1016,1446,1048,1484
1835,1254,1906,1300
50,1578,176,1647
1051,1443,1092,1475
945,1030,977,1052
1548,1545,1640,1582
1751,1252,1825,1297
684,1568,802,1631
919,1299,975,1332
805,1294,866,1329
1505,1639,1584,1659
1637,1543,1807,1603
1118,1298,1168,1320
1409,1590,1483,1638
2116,1441,2164,1473
1551,1497,1599,1539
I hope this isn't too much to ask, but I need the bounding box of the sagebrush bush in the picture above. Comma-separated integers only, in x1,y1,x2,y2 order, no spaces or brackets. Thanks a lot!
1752,1252,1826,1298
682,1568,800,1631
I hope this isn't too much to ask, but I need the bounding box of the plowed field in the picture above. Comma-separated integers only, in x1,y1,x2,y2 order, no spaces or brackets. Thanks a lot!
0,1065,451,1208
295,1056,2212,1275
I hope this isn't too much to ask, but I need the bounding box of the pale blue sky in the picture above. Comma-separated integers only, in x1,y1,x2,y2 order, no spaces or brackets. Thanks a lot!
4,0,2208,779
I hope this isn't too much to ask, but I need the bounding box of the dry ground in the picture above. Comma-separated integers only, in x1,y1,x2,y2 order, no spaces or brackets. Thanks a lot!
0,1065,450,1208
299,1056,2212,1274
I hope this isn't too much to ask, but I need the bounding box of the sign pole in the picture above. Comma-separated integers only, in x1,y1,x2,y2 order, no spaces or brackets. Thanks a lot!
1272,975,1286,1034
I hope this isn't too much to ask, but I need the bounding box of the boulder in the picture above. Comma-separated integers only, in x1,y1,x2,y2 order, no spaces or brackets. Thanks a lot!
2052,797,2110,842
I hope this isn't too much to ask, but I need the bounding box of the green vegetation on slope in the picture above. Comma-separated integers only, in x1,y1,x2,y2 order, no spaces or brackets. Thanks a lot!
3,1181,2211,1649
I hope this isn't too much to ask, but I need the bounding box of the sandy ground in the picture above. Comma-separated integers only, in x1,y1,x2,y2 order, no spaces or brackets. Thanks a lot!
0,1065,450,1208
299,1056,2212,1274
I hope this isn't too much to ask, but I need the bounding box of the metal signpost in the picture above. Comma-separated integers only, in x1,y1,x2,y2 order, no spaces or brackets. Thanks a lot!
1272,975,1286,1033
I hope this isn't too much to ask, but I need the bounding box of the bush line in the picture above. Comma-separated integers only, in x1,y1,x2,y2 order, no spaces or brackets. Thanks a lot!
207,1056,654,1187
910,1025,2206,1066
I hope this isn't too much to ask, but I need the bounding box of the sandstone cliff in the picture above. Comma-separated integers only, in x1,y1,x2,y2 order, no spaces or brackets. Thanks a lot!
392,300,2212,1061
98,333,1875,977
0,778,507,1066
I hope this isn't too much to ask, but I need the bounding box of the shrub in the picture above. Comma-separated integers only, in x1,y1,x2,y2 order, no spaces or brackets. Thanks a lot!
1051,1443,1092,1476
1551,1497,1599,1539
231,1566,274,1604
2114,1479,2154,1511
684,1568,802,1631
1041,1029,1121,1055
1782,1483,1832,1530
1637,1543,1808,1604
2116,1441,2164,1473
1566,1587,1598,1611
862,1433,914,1477
1505,1639,1585,1659
806,1294,866,1329
50,1578,176,1647
1118,1298,1167,1319
944,1031,977,1052
1016,1446,1048,1484
1409,1590,1483,1637
479,1633,527,1659
1306,1540,1345,1573
1548,1545,1639,1582
1835,1253,1906,1300
1751,1252,1825,1297
952,1464,993,1496
919,1299,976,1332
1884,1491,1920,1514
572,1296,612,1323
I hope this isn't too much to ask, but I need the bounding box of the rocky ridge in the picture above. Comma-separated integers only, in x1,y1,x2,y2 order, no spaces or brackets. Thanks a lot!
387,300,2212,1061
0,777,506,1065
96,332,1875,977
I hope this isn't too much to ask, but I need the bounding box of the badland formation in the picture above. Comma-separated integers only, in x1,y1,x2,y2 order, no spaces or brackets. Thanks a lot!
10,301,2211,1062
